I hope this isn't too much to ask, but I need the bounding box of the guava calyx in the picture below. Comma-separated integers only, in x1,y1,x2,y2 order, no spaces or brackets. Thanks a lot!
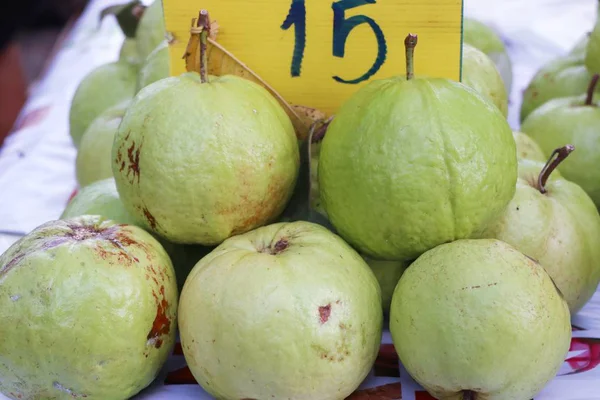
537,145,575,193
463,390,476,400
585,73,600,106
260,238,290,255
404,33,418,80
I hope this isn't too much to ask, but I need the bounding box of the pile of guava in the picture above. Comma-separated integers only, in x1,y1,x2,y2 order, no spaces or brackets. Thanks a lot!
1,5,597,400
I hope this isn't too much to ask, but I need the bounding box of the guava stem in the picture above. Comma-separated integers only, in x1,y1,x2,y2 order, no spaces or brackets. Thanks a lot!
404,34,418,80
538,145,575,194
198,10,211,83
585,74,599,106
462,390,476,400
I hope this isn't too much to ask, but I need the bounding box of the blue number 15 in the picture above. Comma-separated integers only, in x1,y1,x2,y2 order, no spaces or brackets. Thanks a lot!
281,0,388,84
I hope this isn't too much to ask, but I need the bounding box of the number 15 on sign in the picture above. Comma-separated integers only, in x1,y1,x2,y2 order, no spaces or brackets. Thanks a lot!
163,0,463,115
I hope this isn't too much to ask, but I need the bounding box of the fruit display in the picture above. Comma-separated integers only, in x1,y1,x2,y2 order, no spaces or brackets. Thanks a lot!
2,2,598,400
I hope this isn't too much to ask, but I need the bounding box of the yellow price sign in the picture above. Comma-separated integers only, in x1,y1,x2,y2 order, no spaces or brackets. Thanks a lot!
163,0,463,115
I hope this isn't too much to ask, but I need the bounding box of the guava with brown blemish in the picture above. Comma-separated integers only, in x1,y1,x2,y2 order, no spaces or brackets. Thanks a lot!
178,221,382,400
112,13,299,245
390,239,571,400
0,216,177,400
480,145,600,313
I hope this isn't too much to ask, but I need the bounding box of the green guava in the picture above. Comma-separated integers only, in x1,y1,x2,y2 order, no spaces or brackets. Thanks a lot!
461,43,508,117
69,62,137,148
318,35,517,261
61,177,141,226
119,37,142,66
178,221,383,399
76,100,131,187
521,78,600,207
112,72,299,245
463,18,512,93
520,54,597,122
135,0,166,62
513,131,545,162
571,33,590,58
586,23,600,73
0,216,178,400
363,256,408,316
137,40,169,91
481,146,600,313
390,239,571,400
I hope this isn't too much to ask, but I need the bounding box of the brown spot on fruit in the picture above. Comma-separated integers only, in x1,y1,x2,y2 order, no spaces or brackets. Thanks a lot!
126,141,142,184
269,238,289,254
142,207,158,230
147,286,171,348
319,304,331,324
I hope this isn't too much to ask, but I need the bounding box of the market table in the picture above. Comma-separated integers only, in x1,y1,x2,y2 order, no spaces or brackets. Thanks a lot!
1,0,599,398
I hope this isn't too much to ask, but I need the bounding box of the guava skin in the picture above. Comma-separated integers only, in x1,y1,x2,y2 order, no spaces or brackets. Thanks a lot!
390,239,571,400
61,178,142,226
512,131,545,162
112,73,300,245
481,162,600,313
521,95,600,207
520,55,596,122
462,44,508,117
570,34,590,58
0,216,178,400
585,23,600,73
319,78,517,261
178,221,383,400
119,38,141,66
136,0,166,62
76,101,130,187
463,18,512,93
69,62,137,148
138,40,169,91
363,256,408,316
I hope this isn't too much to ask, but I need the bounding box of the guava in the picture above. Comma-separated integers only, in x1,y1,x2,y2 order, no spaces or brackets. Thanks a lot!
137,40,169,90
76,100,131,187
119,37,141,66
318,35,517,261
135,0,166,62
520,54,597,122
463,18,512,93
0,216,178,400
521,76,600,207
390,239,571,400
570,33,590,58
363,256,408,316
61,177,141,226
112,71,299,245
481,145,600,313
461,43,508,117
513,131,545,162
586,23,600,73
69,62,137,148
178,221,383,400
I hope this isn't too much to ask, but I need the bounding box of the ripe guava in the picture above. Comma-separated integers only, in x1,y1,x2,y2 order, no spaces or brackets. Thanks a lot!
137,40,169,90
76,100,130,187
178,221,383,399
390,239,571,400
520,54,596,122
481,145,600,313
463,18,512,93
61,177,141,226
135,0,166,62
513,131,545,162
0,216,178,400
319,35,517,261
462,43,508,117
69,62,137,147
112,72,299,245
364,256,408,316
521,76,600,207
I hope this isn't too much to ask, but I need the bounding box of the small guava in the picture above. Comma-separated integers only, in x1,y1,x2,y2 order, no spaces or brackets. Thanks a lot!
76,100,131,187
112,72,299,245
178,221,383,400
481,145,600,313
461,43,508,117
69,62,137,147
390,239,571,400
512,131,545,162
463,18,512,93
61,177,141,226
136,0,166,62
319,35,517,261
363,256,408,316
137,40,169,90
0,216,178,400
